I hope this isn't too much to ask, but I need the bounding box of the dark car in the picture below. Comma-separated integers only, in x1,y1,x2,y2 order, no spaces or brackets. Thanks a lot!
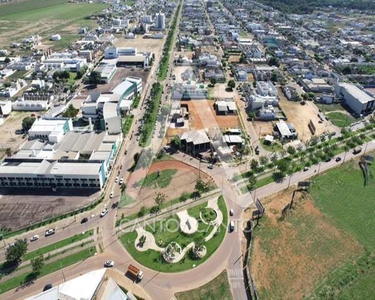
255,146,260,155
335,157,342,162
325,157,332,162
43,283,53,291
81,217,88,224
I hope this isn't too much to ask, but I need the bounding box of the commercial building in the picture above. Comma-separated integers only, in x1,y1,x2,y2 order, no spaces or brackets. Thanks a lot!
26,269,136,300
172,82,208,100
335,82,375,115
256,81,278,97
29,118,73,143
0,101,12,117
155,12,166,30
104,47,150,68
275,120,297,141
13,92,53,111
180,130,211,155
43,52,87,72
95,62,117,83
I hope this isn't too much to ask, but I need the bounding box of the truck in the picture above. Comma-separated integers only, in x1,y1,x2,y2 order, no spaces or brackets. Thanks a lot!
128,264,144,281
353,147,362,155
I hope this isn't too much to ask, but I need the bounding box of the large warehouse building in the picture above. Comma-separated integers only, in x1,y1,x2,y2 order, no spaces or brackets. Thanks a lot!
335,82,375,115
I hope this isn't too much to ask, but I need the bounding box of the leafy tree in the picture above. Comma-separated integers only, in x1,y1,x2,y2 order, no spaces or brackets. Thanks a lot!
6,239,28,265
342,65,352,75
62,104,79,118
287,146,296,155
259,156,269,166
89,71,101,85
271,71,278,83
210,77,217,86
4,57,10,63
250,159,259,171
194,237,205,252
22,116,36,131
171,135,181,150
138,206,147,217
154,192,166,207
5,148,12,157
227,80,236,90
195,178,209,193
268,57,280,67
276,159,289,174
31,255,44,274
248,174,257,189
156,149,165,159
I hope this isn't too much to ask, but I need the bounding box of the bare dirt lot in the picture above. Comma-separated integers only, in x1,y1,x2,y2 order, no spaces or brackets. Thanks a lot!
209,83,235,99
252,120,274,137
251,188,362,300
121,160,213,215
0,188,100,230
0,111,43,157
278,91,335,141
182,100,239,130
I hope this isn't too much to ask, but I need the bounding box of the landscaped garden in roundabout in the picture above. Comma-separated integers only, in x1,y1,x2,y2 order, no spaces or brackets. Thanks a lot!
120,196,228,272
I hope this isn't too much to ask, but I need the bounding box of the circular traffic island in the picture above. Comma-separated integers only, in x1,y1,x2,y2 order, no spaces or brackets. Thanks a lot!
119,196,228,272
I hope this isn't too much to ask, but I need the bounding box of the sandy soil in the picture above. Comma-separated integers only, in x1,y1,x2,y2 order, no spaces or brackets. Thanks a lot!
115,35,164,54
120,160,213,215
251,188,363,300
173,66,198,83
182,100,239,130
209,83,235,99
252,120,274,137
278,89,335,141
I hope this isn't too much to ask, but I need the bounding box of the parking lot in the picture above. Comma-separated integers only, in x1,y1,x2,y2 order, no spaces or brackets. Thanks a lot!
0,189,100,230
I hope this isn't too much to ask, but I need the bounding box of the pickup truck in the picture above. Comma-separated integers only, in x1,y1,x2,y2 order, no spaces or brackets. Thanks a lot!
128,264,144,281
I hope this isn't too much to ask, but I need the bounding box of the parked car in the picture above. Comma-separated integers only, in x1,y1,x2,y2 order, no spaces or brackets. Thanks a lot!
110,191,114,198
325,157,332,162
45,229,55,237
81,217,88,224
229,209,234,216
119,177,123,185
303,167,309,171
104,260,115,267
255,146,260,155
335,157,342,162
100,208,108,218
207,164,213,169
43,284,53,291
30,235,39,242
229,220,235,232
115,176,119,183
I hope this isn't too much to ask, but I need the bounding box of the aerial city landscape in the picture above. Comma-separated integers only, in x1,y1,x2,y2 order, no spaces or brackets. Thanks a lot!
0,0,374,299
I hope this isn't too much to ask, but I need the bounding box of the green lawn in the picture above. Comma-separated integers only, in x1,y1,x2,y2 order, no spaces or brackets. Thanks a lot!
122,115,134,135
240,174,275,194
316,103,346,113
23,229,93,262
120,196,228,272
8,70,28,80
0,1,107,21
138,169,177,189
175,270,233,300
310,158,375,250
0,246,95,294
260,139,283,152
327,112,355,127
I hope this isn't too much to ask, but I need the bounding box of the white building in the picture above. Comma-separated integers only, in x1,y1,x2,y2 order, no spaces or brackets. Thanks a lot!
155,12,166,30
95,62,117,83
248,95,278,110
28,118,73,143
50,34,61,41
13,92,53,111
172,82,208,100
140,15,153,24
104,47,137,59
335,82,375,115
256,81,278,97
43,52,87,72
0,101,12,116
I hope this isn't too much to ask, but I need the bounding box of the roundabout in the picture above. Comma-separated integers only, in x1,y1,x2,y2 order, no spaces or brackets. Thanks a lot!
119,196,228,272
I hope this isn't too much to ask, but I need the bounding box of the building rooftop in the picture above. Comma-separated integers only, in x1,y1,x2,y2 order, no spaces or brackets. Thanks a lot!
339,82,375,104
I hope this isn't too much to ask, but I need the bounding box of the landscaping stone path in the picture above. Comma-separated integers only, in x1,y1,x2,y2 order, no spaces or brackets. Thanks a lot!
132,198,224,264
176,210,198,235
134,227,163,252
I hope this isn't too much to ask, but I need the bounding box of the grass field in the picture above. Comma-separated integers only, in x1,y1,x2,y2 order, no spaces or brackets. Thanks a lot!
253,154,375,299
175,270,233,300
139,169,177,189
0,246,95,294
310,158,375,249
316,103,346,113
327,112,355,127
251,191,362,300
0,1,106,21
260,139,283,152
120,196,228,272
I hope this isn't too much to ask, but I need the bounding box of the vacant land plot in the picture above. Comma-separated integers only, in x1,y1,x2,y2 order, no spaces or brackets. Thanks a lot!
310,156,375,250
251,189,362,300
0,111,43,156
176,270,233,300
326,111,355,128
0,189,100,230
208,84,235,99
121,160,213,215
316,103,347,113
279,95,335,141
253,120,274,137
0,0,107,51
182,100,239,130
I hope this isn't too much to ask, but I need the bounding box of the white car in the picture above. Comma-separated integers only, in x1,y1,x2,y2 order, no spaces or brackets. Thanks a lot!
207,164,213,169
45,229,55,237
110,191,114,198
104,260,115,267
115,176,119,183
100,208,108,218
119,177,123,185
30,235,39,242
229,209,234,216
